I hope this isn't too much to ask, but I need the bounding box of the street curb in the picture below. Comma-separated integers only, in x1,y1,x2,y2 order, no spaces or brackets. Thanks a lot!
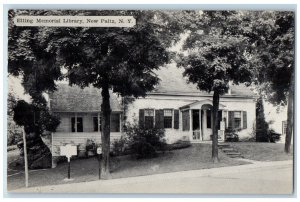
10,160,293,193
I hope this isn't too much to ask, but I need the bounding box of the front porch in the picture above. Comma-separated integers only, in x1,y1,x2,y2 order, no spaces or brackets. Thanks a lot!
180,99,227,143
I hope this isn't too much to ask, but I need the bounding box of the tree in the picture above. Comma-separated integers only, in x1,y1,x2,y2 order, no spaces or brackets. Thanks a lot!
244,11,295,153
8,10,62,168
7,91,23,146
177,11,253,162
256,96,269,142
9,10,182,178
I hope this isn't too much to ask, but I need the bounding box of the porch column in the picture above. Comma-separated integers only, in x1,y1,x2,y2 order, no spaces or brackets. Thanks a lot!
97,113,100,133
199,109,202,140
189,109,192,138
75,112,77,133
119,113,122,133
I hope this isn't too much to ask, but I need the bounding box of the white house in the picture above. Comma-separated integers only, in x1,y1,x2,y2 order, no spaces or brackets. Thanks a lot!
126,64,257,143
49,64,257,167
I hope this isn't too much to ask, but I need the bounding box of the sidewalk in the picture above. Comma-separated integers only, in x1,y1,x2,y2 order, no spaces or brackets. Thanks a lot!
9,160,293,194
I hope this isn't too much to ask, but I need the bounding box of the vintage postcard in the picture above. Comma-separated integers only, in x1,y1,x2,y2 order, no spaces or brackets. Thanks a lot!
6,8,295,195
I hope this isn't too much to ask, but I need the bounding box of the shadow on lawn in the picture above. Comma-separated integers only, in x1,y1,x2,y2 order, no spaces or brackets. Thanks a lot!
7,144,248,191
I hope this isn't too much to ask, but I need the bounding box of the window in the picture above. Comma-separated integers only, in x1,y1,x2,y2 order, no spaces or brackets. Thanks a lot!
207,110,212,128
144,109,154,129
282,121,287,135
111,114,120,132
234,111,241,129
71,117,83,132
164,109,173,128
93,116,101,132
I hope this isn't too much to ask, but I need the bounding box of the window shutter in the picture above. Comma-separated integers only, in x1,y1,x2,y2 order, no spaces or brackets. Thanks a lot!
139,109,144,128
155,109,164,129
155,109,160,128
174,110,179,129
228,111,234,129
159,109,164,129
243,111,247,129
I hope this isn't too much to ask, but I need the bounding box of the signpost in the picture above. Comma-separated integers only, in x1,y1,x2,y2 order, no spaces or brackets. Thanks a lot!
60,144,77,180
22,127,29,188
97,146,102,179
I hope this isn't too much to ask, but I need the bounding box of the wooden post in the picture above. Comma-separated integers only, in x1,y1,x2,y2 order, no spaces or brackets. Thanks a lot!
98,113,100,133
189,109,193,139
22,127,29,188
75,113,77,133
68,158,71,179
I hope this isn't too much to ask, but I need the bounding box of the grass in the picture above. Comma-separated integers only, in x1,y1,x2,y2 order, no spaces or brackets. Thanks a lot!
7,143,248,191
229,142,293,161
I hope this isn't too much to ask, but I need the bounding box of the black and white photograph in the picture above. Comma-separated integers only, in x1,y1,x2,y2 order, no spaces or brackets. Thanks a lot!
5,6,295,195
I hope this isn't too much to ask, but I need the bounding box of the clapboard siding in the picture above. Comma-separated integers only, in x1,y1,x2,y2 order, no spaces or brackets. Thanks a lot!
52,132,121,156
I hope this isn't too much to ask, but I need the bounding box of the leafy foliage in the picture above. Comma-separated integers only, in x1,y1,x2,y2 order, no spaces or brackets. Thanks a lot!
178,11,253,94
111,136,129,156
244,11,295,105
177,11,253,162
124,122,166,159
13,99,60,135
8,10,182,175
242,11,294,153
256,97,269,142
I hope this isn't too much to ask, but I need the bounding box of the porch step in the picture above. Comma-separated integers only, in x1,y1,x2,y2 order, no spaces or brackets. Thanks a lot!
218,144,244,158
221,148,236,152
224,151,241,155
226,154,244,158
218,143,230,148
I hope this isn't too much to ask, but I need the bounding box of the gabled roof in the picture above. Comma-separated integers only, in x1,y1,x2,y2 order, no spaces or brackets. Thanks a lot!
49,84,122,113
152,63,256,98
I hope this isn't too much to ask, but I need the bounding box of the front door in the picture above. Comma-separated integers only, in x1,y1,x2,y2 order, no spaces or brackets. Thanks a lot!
192,110,201,141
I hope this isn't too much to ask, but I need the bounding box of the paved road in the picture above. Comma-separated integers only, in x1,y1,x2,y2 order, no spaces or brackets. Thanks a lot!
9,160,293,195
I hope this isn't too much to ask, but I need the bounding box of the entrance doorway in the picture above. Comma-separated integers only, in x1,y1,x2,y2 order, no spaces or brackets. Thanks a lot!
192,110,202,141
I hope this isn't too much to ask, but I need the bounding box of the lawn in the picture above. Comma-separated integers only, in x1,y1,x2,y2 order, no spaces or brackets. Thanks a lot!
229,142,293,161
7,143,248,191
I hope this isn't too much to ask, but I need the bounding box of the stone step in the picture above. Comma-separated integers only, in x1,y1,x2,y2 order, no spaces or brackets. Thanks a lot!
218,144,230,148
228,154,244,158
224,151,242,155
221,148,236,152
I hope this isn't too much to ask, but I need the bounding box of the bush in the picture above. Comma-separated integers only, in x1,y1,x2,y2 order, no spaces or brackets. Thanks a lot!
124,122,166,159
111,136,129,156
225,128,240,142
167,140,191,150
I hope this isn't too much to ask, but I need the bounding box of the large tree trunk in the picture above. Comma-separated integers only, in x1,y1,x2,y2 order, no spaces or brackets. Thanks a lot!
285,75,294,153
101,83,112,179
17,131,52,169
212,90,220,163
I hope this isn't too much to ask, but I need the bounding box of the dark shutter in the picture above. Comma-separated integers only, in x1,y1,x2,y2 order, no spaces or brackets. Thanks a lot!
155,109,161,128
243,111,247,129
139,109,145,128
71,117,75,132
155,109,164,129
182,110,190,131
174,110,179,129
228,111,234,129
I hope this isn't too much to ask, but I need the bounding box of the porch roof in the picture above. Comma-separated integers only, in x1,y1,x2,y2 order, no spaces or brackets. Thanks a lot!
179,99,227,110
49,84,122,113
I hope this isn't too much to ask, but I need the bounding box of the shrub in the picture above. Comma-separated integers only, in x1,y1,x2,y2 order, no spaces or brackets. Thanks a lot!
167,140,191,150
124,122,166,159
111,136,129,156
